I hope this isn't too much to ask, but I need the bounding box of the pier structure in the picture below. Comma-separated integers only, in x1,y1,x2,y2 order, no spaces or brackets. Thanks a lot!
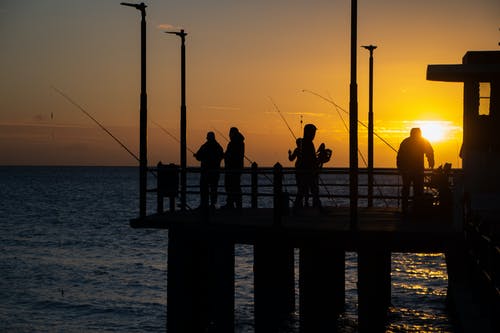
133,164,466,332
128,50,499,332
427,50,500,332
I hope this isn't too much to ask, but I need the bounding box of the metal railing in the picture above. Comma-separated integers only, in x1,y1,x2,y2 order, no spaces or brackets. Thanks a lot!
151,163,461,214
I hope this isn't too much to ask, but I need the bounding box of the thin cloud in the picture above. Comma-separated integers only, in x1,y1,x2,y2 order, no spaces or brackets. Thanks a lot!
156,23,180,31
202,105,241,111
264,110,329,118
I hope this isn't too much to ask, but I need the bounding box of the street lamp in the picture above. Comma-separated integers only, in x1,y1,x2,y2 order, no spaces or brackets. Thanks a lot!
121,2,148,218
349,0,358,228
362,44,377,208
165,29,188,211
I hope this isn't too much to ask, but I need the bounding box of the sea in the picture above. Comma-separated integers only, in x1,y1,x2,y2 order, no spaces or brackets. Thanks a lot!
0,166,453,332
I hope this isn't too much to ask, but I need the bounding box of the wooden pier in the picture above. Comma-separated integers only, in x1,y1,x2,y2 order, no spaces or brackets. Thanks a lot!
123,49,500,333
128,165,500,332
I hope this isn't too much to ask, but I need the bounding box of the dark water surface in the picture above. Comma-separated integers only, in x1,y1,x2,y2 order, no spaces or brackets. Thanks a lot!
0,166,452,332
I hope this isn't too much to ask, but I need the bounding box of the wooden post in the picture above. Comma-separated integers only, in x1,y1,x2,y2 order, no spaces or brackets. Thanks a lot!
299,243,345,332
254,233,295,332
251,162,258,209
357,248,391,332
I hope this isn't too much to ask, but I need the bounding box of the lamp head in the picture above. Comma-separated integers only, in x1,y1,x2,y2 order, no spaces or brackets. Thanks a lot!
120,2,147,11
164,29,187,37
361,45,377,51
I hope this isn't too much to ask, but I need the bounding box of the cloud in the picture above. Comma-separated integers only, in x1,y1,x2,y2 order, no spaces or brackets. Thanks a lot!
202,105,241,111
156,23,178,31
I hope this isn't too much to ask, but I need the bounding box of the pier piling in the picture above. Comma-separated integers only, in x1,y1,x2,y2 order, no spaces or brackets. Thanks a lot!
299,244,345,332
254,233,295,332
357,247,391,332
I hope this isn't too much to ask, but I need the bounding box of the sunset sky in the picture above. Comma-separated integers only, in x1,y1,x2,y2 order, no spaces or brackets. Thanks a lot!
1,0,499,167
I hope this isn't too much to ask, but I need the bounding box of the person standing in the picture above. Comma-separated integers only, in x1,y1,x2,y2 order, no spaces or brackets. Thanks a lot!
223,127,245,209
289,138,309,207
194,131,224,209
298,124,321,208
397,127,435,213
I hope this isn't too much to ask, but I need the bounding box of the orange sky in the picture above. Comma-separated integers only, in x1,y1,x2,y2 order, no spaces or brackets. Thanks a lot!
1,1,499,167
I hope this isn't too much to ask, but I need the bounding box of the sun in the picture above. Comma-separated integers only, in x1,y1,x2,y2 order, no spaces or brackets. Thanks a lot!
413,120,449,143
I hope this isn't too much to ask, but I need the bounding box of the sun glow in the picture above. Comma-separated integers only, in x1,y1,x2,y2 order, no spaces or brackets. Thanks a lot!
412,120,451,143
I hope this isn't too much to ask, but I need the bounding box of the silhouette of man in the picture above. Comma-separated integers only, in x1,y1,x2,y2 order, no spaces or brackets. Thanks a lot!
289,138,309,207
194,131,224,209
397,127,435,213
296,124,321,208
223,127,245,209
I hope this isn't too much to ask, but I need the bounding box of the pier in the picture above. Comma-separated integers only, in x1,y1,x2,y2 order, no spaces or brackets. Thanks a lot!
127,50,500,332
130,165,497,332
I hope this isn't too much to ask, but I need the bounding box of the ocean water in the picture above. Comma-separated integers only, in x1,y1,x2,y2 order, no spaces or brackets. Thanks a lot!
0,166,453,332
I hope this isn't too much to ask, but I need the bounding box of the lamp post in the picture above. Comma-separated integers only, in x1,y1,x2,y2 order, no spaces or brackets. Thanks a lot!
362,45,377,208
166,29,188,211
121,2,148,218
349,0,358,229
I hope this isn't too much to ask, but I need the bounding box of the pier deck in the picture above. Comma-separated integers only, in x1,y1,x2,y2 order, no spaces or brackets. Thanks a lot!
131,206,461,252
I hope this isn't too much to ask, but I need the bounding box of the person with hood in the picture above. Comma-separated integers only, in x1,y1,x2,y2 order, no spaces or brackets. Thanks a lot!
397,127,434,213
194,131,224,209
223,127,245,209
296,124,321,208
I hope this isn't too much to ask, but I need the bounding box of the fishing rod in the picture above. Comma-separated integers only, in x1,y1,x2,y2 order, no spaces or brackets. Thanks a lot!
51,85,140,162
269,99,337,206
211,127,255,166
302,89,398,153
51,86,160,180
304,89,389,207
327,92,368,166
152,120,196,155
211,126,278,190
325,91,389,207
269,96,297,140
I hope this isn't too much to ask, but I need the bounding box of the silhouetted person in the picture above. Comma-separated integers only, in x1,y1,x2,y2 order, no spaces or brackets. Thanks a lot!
194,131,224,209
223,127,245,209
296,124,321,208
397,127,435,213
289,138,309,207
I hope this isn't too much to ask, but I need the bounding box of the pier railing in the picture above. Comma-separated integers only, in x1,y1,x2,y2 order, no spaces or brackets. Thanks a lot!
152,163,460,214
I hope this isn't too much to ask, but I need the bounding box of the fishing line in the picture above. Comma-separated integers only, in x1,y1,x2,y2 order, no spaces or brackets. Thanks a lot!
211,126,279,191
302,89,398,153
309,89,389,207
268,99,337,206
51,85,158,179
51,85,140,162
269,96,297,140
152,120,196,155
323,91,390,207
211,127,256,166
